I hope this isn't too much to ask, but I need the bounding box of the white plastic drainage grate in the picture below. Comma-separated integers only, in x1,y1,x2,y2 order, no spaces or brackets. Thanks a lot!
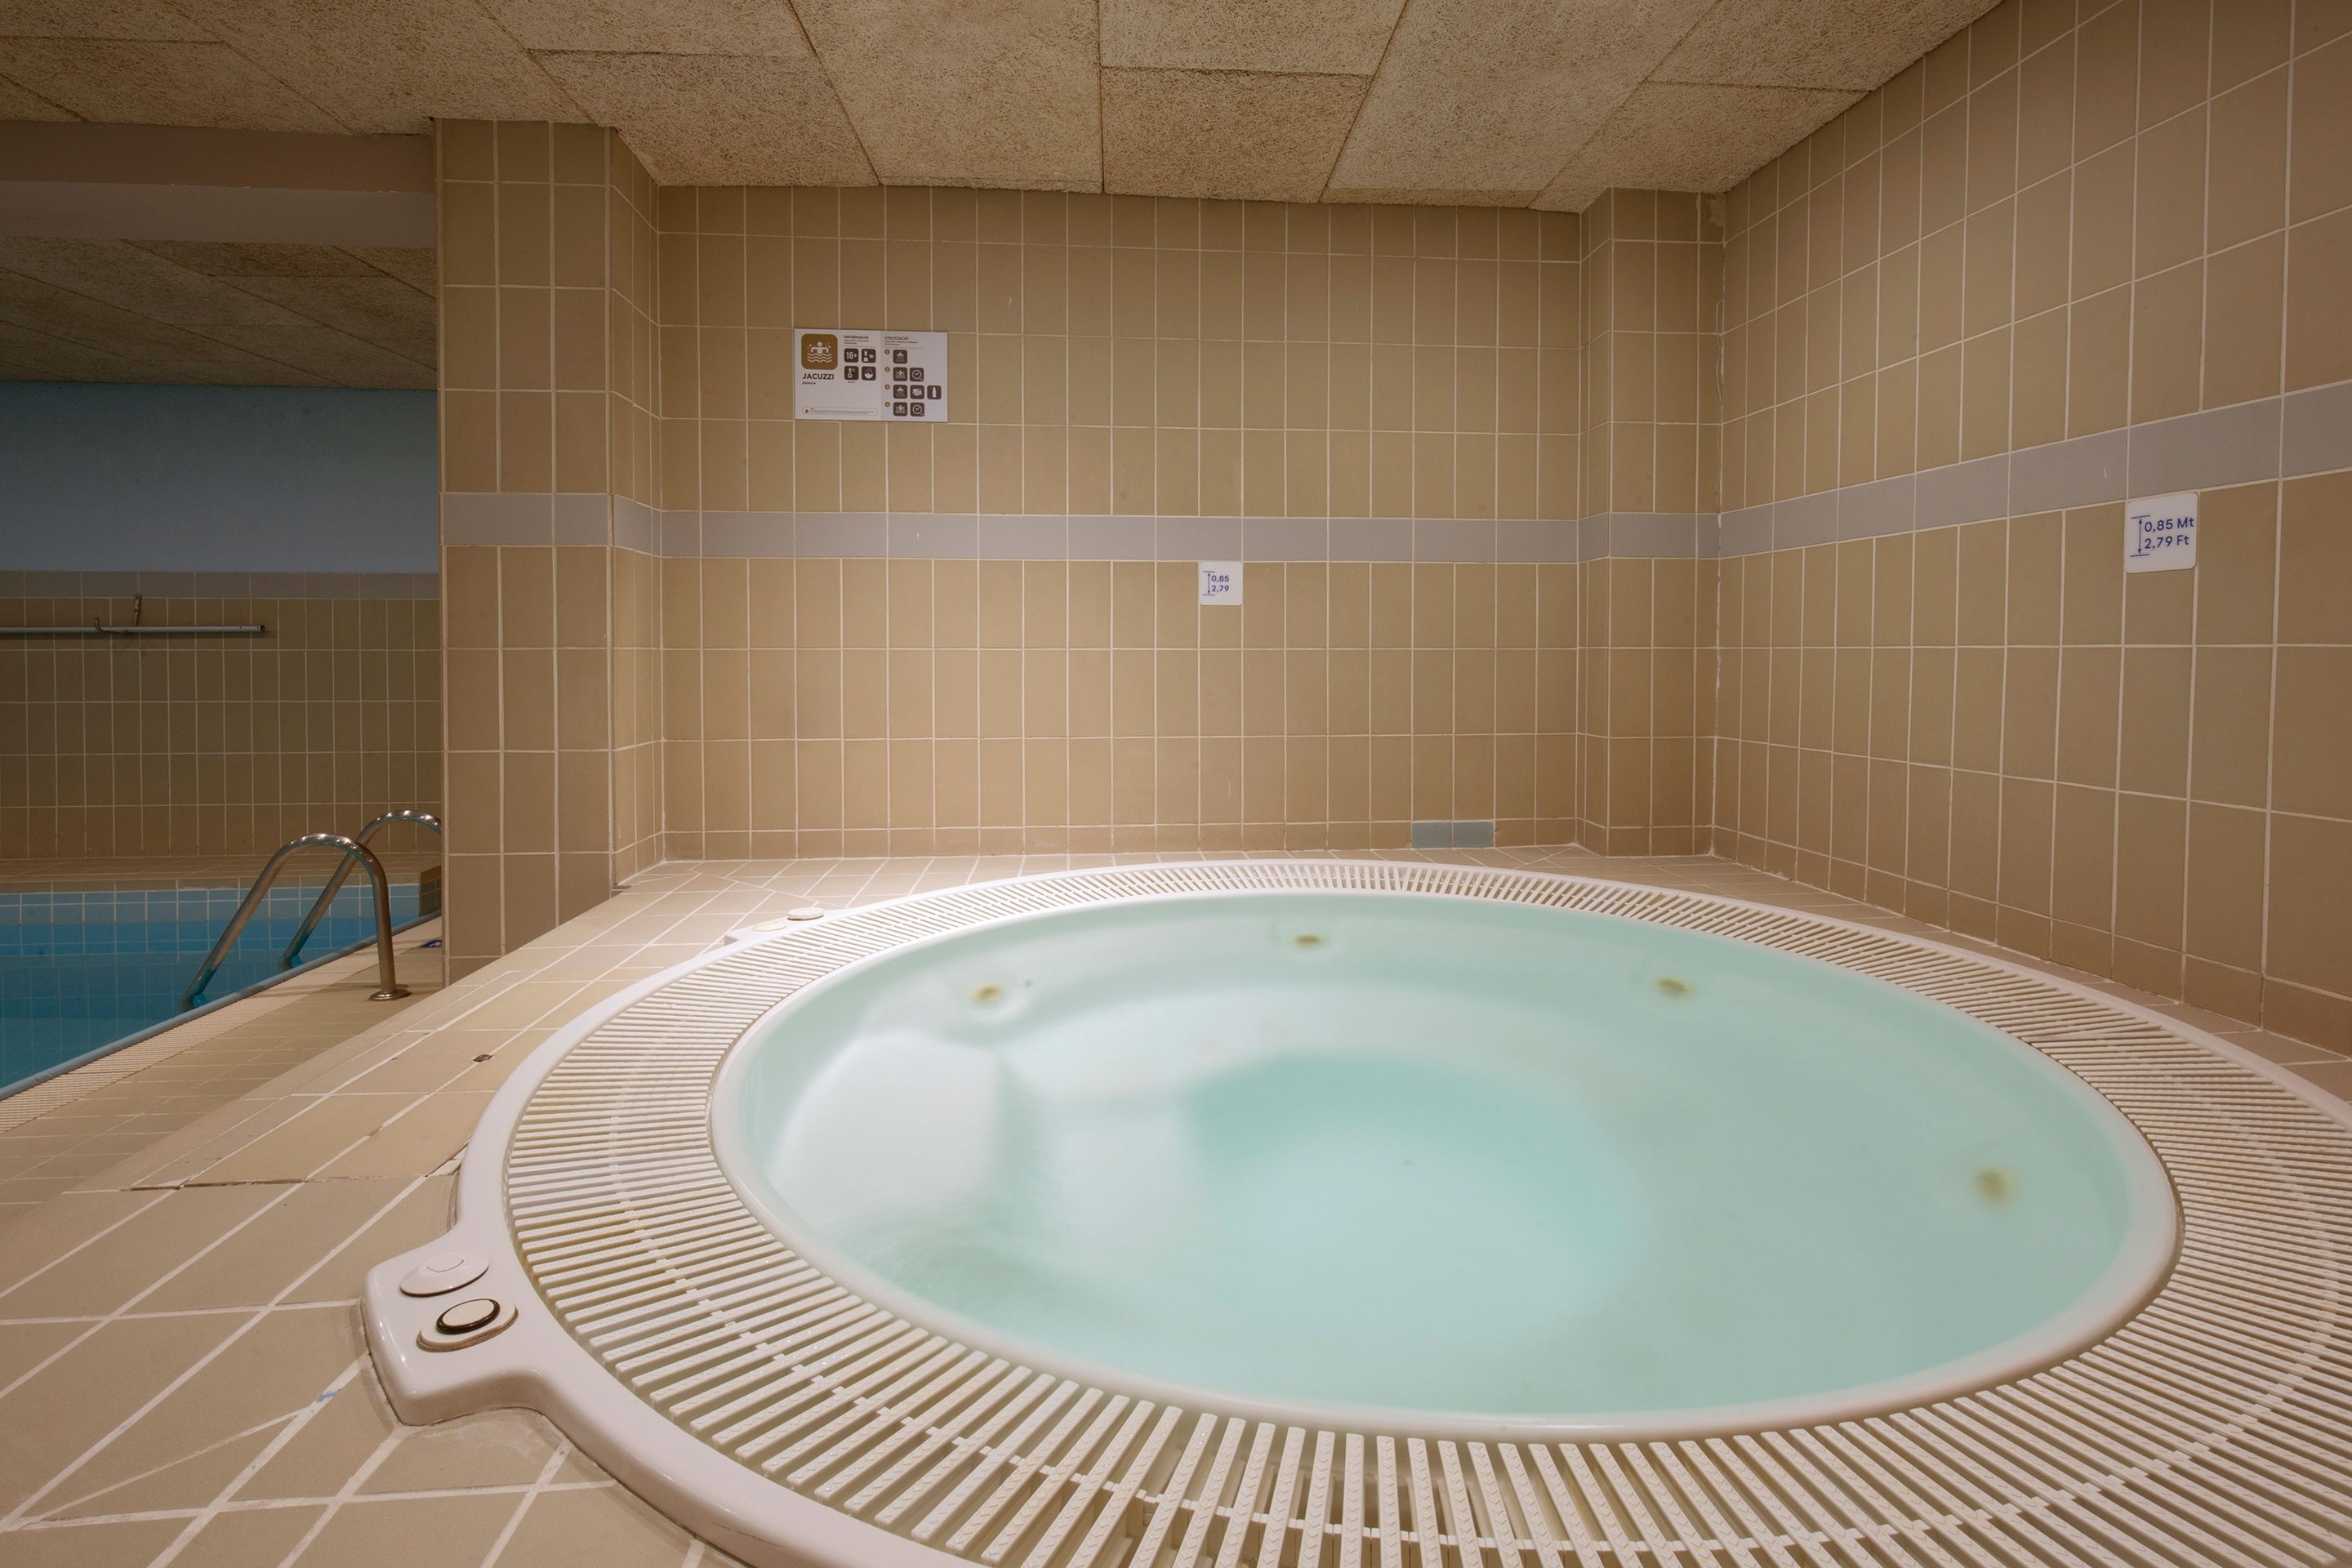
375,864,2352,1568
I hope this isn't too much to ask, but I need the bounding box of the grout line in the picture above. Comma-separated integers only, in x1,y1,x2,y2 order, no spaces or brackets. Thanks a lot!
477,1436,577,1567
144,1356,370,1566
11,1481,620,1535
270,1420,408,1566
0,1298,355,1328
0,1169,440,1529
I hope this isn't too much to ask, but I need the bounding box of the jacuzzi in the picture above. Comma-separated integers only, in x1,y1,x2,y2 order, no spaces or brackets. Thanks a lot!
366,862,2352,1568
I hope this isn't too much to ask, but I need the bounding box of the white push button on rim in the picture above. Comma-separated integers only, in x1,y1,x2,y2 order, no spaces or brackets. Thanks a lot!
436,1298,501,1335
399,1251,488,1297
416,1290,517,1351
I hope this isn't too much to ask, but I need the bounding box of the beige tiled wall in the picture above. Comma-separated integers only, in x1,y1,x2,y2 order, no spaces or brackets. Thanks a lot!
662,556,1583,858
647,185,1599,856
0,577,439,858
1708,0,2352,1045
1571,189,1723,853
654,188,1584,520
1716,0,2345,507
1715,490,2351,1043
437,121,663,976
1580,189,1722,519
434,0,2352,1054
1577,556,1717,855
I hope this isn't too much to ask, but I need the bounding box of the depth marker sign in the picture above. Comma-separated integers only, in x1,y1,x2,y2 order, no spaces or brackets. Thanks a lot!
795,330,947,421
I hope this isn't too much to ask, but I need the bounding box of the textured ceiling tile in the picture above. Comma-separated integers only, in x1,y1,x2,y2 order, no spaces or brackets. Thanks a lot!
0,263,400,385
0,322,136,380
483,0,808,56
0,320,198,381
226,274,436,359
0,236,318,326
0,75,74,118
0,39,345,131
1102,68,1366,201
0,0,218,41
343,245,438,292
1536,82,1862,210
169,0,583,133
224,323,432,385
791,0,1098,190
534,51,873,186
1101,0,1405,74
1330,0,1713,200
0,267,295,368
1657,0,1995,90
0,319,121,363
135,240,381,277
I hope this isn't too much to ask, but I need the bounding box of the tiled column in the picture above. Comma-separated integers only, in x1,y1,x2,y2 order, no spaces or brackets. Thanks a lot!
437,121,661,976
1575,189,1723,853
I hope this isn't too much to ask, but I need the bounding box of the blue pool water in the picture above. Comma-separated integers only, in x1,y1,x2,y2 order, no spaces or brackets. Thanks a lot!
0,880,429,1094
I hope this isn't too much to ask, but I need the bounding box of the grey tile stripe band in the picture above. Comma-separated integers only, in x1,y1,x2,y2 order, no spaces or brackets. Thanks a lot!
442,377,2352,564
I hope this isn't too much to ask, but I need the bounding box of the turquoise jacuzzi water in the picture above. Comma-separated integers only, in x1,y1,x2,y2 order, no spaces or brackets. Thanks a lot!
715,890,2175,1431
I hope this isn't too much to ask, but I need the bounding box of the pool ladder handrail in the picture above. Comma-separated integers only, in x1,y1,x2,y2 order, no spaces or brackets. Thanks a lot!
279,808,443,970
179,832,411,1009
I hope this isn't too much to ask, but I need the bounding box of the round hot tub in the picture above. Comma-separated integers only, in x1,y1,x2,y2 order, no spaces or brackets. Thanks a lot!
714,889,2176,1436
364,862,2352,1568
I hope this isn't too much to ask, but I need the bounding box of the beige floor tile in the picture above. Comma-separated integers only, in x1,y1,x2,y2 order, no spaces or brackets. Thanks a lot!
335,1031,506,1095
0,1189,161,1294
0,1321,83,1389
35,1307,360,1522
138,1178,416,1313
287,1490,520,1564
237,1376,400,1503
0,1186,278,1319
488,1479,697,1566
443,1034,552,1092
314,1091,491,1179
48,1425,282,1522
457,979,605,1032
2222,1030,2346,1067
185,1094,422,1185
0,1313,247,1513
172,1503,328,1567
260,1039,425,1106
89,1094,319,1192
2288,1060,2352,1105
0,1514,187,1566
277,1175,453,1306
360,1409,565,1494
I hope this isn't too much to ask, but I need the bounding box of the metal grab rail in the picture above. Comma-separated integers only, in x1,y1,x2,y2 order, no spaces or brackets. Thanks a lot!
180,833,410,1009
0,620,266,636
280,808,442,969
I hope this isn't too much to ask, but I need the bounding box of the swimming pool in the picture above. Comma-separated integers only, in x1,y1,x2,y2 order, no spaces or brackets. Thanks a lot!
0,877,430,1094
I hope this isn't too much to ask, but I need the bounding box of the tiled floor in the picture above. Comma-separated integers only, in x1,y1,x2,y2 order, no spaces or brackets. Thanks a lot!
0,848,2344,1567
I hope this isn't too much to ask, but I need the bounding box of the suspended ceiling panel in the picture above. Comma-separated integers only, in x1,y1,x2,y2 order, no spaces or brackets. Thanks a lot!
0,237,435,385
1,0,1999,206
0,123,436,385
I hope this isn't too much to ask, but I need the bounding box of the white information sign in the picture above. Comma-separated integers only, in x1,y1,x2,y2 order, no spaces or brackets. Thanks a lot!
1199,561,1241,605
793,329,948,422
2124,491,2197,573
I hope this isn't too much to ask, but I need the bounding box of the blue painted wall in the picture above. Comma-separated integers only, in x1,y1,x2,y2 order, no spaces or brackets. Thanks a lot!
0,383,438,573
